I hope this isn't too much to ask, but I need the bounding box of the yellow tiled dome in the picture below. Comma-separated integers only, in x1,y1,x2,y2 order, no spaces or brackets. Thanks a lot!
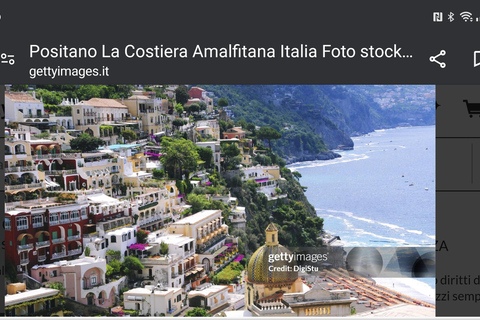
246,223,298,284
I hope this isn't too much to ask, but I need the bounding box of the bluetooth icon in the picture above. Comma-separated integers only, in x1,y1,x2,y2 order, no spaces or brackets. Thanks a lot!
448,12,455,22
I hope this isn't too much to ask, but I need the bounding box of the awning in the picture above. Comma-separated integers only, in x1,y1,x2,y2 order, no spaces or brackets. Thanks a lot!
17,233,34,241
45,179,60,188
255,179,269,183
35,230,50,238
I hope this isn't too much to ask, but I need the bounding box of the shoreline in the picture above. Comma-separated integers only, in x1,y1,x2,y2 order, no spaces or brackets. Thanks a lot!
284,125,436,166
372,278,435,305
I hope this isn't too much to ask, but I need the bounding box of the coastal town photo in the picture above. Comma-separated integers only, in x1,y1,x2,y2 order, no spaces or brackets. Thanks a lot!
4,84,435,317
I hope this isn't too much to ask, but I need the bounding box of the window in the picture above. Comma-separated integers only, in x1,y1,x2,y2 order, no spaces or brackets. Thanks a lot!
60,212,69,223
111,235,116,243
77,120,81,125
81,208,87,218
77,109,80,114
32,215,43,228
16,216,28,230
128,232,131,240
50,213,59,225
71,210,80,221
5,218,11,231
91,276,97,285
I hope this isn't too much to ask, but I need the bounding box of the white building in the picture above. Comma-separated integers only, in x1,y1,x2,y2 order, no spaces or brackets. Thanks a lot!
137,233,198,290
5,91,45,123
123,285,183,316
187,283,230,313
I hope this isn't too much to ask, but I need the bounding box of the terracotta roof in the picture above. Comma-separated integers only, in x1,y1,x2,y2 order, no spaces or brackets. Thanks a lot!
84,98,127,109
5,92,41,103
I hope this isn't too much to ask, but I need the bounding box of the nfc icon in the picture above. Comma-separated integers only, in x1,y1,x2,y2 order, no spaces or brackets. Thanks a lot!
474,51,480,67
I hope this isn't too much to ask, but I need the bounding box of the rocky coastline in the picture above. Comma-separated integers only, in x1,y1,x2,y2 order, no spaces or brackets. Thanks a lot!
284,150,341,165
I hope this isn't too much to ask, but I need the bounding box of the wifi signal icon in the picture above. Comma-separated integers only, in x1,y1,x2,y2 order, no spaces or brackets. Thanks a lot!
460,11,473,22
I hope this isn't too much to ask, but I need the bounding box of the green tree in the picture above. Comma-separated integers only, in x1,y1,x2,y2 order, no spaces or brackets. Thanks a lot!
189,103,200,114
221,142,241,171
172,118,187,130
257,126,282,149
107,259,122,276
175,85,190,105
174,103,184,115
196,146,213,169
187,193,210,213
121,256,144,279
217,97,229,107
199,102,207,112
152,168,165,180
106,250,121,261
70,133,105,152
84,246,91,257
137,229,149,244
185,307,210,317
121,129,137,142
160,241,169,255
49,282,66,294
160,138,200,179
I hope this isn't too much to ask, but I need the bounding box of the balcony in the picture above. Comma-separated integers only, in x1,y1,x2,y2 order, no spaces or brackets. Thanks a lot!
6,183,43,191
19,166,37,172
71,216,81,222
32,222,43,228
17,224,29,231
197,234,227,254
83,281,105,290
33,154,61,160
38,255,47,262
138,201,158,211
52,251,66,260
51,238,65,244
49,220,59,226
44,169,77,175
17,243,34,251
20,258,29,265
36,240,50,248
67,234,81,241
68,248,82,256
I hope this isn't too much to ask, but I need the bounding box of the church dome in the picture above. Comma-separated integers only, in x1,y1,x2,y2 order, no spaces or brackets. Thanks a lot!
246,223,298,284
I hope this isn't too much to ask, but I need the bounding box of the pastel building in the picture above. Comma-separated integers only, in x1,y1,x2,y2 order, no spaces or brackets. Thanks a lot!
72,98,139,145
122,91,167,136
168,210,238,273
123,285,183,316
30,257,126,308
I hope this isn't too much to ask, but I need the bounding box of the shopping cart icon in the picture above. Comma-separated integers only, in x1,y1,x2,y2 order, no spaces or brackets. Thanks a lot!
463,100,480,118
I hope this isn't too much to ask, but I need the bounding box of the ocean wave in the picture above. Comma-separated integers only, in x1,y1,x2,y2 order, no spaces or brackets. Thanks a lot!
288,154,369,170
406,229,423,235
372,277,435,305
317,208,434,245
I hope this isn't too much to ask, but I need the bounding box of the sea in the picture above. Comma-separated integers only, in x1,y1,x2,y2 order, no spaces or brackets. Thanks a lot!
288,126,436,304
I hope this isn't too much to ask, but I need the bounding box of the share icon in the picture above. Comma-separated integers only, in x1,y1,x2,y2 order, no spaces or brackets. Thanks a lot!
429,50,446,68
